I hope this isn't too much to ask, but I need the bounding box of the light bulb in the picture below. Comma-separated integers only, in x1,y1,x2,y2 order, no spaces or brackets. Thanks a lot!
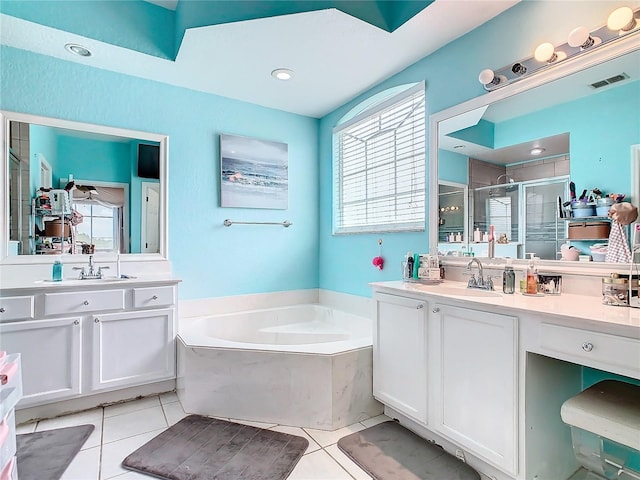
607,6,636,31
271,68,294,81
568,26,598,49
478,69,495,85
534,42,556,62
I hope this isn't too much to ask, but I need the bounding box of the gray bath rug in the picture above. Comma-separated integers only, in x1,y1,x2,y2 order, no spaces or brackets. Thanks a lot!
122,414,309,480
16,424,95,480
337,421,480,480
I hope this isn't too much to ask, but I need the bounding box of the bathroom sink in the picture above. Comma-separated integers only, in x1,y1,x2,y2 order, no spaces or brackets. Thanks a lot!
36,277,130,285
414,284,502,298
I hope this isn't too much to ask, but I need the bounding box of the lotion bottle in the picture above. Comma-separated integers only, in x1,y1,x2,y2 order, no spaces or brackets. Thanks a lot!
526,254,538,294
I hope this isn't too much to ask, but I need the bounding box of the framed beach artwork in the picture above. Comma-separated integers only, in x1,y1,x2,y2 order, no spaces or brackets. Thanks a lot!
220,134,289,209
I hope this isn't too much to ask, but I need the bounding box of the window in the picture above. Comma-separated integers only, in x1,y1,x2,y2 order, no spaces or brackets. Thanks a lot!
73,203,119,252
333,83,425,234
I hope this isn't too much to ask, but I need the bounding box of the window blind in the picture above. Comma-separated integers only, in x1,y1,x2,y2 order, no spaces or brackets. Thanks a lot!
333,84,425,234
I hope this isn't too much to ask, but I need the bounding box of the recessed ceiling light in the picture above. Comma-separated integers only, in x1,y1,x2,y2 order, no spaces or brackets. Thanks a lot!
271,68,294,81
65,43,92,57
453,145,465,149
530,147,546,155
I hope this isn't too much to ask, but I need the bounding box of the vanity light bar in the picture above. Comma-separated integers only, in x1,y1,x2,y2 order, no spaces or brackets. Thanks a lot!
479,6,640,91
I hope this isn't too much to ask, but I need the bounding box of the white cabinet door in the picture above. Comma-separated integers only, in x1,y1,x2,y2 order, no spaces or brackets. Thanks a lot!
0,317,82,407
373,292,428,424
90,308,175,391
430,303,518,475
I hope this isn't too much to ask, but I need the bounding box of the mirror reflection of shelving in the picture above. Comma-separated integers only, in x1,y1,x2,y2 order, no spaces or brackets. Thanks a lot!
32,190,74,255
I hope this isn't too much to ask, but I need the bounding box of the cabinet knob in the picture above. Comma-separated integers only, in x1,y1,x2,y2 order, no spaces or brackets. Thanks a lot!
94,318,100,323
83,300,89,306
0,307,4,313
152,295,158,300
73,320,80,326
581,342,594,352
432,307,440,313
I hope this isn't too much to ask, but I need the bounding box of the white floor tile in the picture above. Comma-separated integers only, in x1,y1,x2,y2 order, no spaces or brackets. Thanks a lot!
360,414,392,429
15,422,36,434
101,428,165,479
288,449,354,480
35,407,104,450
304,422,366,448
162,400,187,426
104,396,161,418
270,425,320,455
228,418,278,429
159,391,179,405
109,471,153,479
60,445,100,480
103,406,167,444
326,444,373,480
269,425,321,454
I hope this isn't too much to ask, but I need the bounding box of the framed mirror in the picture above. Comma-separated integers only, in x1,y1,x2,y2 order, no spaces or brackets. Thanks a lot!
1,111,169,264
429,36,639,270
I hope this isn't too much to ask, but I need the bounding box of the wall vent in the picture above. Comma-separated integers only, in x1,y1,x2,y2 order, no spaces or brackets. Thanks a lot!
590,72,629,89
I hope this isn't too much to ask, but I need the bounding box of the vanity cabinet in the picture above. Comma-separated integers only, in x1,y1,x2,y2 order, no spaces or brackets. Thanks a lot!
429,303,518,475
0,281,178,409
90,308,175,391
0,317,82,405
373,292,428,424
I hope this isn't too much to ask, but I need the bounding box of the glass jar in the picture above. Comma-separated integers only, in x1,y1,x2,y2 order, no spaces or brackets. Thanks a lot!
503,266,515,294
602,274,629,306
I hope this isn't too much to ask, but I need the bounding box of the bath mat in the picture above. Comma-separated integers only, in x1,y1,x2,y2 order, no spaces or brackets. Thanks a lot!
122,414,308,480
337,421,480,480
16,424,95,480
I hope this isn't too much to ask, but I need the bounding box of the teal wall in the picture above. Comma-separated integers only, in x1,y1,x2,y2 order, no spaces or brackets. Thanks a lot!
56,136,132,185
438,150,468,185
1,45,319,300
318,1,635,296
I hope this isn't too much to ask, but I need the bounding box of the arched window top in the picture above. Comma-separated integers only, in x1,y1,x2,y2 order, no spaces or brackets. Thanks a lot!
336,82,422,127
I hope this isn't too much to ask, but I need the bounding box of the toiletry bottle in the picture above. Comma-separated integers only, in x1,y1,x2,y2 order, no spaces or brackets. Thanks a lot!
405,252,414,280
502,260,515,294
52,256,63,282
488,225,495,259
413,253,420,279
526,254,538,294
474,228,481,243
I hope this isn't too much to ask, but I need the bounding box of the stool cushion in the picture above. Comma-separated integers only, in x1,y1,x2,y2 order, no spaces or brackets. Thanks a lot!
561,380,640,450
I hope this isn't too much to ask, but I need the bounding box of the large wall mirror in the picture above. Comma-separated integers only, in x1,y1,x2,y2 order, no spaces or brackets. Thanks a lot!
430,37,639,270
1,111,169,263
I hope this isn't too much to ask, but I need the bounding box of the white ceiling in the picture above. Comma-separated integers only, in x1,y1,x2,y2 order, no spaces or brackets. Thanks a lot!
0,0,518,118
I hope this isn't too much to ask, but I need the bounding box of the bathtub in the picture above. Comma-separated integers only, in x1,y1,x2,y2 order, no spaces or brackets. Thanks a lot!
177,304,383,430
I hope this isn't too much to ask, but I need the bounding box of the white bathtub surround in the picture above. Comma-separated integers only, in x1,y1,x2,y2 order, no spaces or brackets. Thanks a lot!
177,304,382,430
179,289,319,318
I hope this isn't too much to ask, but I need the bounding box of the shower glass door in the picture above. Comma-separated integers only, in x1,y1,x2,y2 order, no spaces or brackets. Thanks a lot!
521,179,568,260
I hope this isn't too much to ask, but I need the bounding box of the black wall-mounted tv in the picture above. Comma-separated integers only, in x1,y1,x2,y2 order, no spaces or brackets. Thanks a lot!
137,144,160,179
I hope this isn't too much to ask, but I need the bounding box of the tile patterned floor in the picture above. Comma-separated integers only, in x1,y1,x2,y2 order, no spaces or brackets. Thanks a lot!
16,393,390,479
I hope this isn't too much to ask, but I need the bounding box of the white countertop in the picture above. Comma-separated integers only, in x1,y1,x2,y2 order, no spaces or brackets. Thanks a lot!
370,281,640,331
0,275,181,293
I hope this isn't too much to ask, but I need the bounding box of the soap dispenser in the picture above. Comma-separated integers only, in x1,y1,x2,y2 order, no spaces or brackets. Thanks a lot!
526,253,538,295
52,256,63,282
502,259,515,294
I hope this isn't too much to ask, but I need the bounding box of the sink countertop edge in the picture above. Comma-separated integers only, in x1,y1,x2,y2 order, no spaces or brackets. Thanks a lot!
370,281,640,331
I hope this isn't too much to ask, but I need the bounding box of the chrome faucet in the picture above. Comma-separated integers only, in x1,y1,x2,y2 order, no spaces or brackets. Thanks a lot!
73,255,109,280
466,258,494,290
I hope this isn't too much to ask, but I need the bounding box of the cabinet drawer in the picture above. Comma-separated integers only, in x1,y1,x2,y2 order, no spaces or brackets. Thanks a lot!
0,297,34,322
133,286,174,309
44,290,125,315
540,323,640,377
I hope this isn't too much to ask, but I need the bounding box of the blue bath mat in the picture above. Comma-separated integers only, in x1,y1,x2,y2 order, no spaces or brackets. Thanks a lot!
122,414,308,480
